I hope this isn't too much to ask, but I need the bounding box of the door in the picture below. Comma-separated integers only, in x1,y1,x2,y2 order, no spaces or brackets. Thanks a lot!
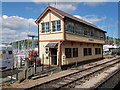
51,48,57,65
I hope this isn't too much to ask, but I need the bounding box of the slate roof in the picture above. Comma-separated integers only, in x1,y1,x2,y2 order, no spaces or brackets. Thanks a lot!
36,6,106,33
45,41,58,48
49,6,106,33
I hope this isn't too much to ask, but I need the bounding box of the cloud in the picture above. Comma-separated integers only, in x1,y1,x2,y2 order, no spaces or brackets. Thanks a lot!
74,15,106,24
31,1,77,12
1,15,37,43
25,7,33,10
100,26,106,29
83,2,104,7
50,3,77,12
1,28,37,43
2,15,37,30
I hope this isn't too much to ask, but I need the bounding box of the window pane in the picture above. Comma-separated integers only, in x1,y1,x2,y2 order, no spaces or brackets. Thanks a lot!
65,48,71,58
42,23,45,33
84,27,90,36
100,32,104,40
46,22,49,32
76,24,83,35
88,48,92,55
96,31,100,38
95,48,98,55
57,20,61,31
52,21,56,32
65,21,74,33
73,48,78,57
84,48,87,56
91,29,95,37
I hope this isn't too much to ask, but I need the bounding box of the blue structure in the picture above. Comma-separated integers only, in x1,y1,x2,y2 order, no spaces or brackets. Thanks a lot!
28,35,38,49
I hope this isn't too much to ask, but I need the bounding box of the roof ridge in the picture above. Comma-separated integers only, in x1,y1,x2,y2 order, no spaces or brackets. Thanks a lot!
49,6,98,28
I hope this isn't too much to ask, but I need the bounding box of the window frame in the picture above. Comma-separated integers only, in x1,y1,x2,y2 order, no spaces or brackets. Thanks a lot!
65,48,72,58
65,21,74,33
91,29,95,37
41,22,49,33
52,20,61,32
83,48,92,56
84,27,90,36
76,24,83,35
95,48,101,55
73,48,78,57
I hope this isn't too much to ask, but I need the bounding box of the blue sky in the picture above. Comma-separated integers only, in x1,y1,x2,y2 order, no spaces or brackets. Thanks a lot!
1,2,119,43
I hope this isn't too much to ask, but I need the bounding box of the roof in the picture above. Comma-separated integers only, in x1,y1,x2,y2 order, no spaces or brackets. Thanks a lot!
35,6,106,33
45,41,58,48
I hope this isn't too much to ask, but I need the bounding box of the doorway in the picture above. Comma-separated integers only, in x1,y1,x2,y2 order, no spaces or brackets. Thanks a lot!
50,48,57,65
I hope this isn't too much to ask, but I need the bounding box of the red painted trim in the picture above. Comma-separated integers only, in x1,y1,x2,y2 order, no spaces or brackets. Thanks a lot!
35,7,49,23
66,40,105,44
63,19,65,40
39,39,64,42
38,23,40,57
49,11,51,33
58,41,61,66
40,31,63,35
49,8,64,18
35,7,64,23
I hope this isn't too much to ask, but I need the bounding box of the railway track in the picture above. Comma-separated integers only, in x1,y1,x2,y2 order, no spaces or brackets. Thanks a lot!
94,66,120,89
29,57,120,89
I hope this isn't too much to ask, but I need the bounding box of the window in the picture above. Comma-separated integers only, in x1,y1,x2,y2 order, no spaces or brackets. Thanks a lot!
46,22,49,32
76,24,83,35
65,21,74,33
88,48,92,55
8,51,12,54
95,48,101,55
96,31,100,39
73,48,78,57
98,48,101,54
57,20,61,31
65,48,72,58
91,29,95,37
83,48,92,56
84,27,90,36
42,23,45,33
52,20,61,32
84,48,87,56
52,21,56,32
41,22,49,33
95,48,98,55
100,32,104,40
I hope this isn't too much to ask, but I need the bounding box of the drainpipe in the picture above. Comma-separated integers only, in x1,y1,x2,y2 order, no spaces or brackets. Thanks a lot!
58,41,64,67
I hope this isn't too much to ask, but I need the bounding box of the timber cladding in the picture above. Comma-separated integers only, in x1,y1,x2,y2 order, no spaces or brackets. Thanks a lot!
61,42,102,65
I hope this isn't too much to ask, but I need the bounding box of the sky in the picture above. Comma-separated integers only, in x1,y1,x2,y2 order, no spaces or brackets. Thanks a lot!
0,1,119,43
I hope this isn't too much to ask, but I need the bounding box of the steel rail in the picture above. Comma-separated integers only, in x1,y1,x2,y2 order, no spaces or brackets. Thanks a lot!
94,66,120,89
28,57,120,89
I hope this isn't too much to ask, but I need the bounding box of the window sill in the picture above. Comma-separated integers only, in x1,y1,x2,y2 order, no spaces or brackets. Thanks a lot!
73,56,78,58
66,57,72,58
40,31,63,34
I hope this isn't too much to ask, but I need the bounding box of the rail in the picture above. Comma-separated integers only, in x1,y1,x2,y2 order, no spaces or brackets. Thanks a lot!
29,57,120,89
94,67,120,89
